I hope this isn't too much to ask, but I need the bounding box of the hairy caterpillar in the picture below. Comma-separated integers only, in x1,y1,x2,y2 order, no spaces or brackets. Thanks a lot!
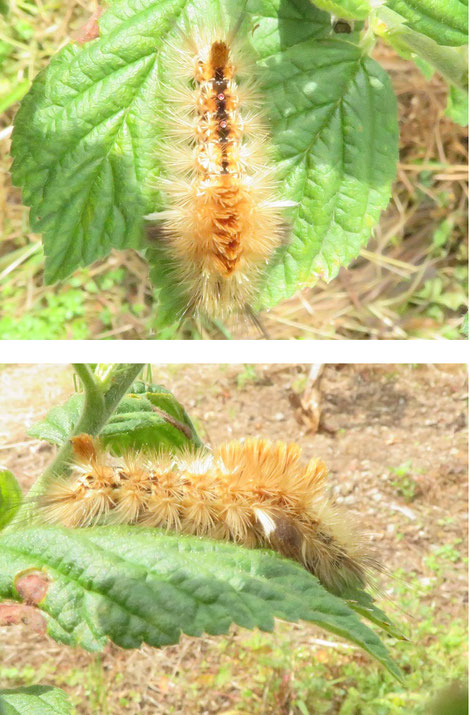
145,11,291,321
36,434,379,595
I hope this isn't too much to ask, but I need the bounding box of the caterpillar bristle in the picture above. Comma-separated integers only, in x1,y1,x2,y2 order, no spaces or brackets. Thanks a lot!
34,435,380,595
146,15,289,321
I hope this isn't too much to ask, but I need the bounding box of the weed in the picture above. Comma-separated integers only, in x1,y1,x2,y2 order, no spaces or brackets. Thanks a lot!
389,461,422,502
236,365,259,390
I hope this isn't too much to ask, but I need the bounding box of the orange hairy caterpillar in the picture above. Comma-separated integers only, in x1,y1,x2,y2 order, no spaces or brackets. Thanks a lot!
36,434,380,595
146,16,291,321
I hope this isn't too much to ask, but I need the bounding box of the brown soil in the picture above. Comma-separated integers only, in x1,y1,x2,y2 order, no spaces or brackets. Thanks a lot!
0,364,467,712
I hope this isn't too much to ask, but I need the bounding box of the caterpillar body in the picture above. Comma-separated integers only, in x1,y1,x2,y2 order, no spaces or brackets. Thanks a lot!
38,435,379,595
146,14,289,321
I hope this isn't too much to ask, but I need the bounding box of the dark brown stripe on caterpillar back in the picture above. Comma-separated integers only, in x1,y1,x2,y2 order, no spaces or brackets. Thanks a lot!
145,23,287,318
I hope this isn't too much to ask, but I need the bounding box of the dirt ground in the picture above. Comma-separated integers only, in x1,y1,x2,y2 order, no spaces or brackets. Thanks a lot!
0,363,467,713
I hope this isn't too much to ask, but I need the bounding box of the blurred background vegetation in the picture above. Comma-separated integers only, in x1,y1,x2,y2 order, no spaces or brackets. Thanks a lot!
0,1,468,339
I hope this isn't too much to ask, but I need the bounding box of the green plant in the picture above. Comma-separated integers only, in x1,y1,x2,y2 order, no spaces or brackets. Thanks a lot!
8,0,467,331
236,364,259,389
424,540,466,577
0,364,407,712
389,460,421,502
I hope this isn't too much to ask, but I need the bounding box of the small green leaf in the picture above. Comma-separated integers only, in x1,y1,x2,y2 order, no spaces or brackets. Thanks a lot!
0,685,72,715
445,86,468,126
384,0,468,47
0,468,23,530
130,382,202,447
0,525,403,681
0,40,11,66
27,382,201,452
27,394,83,447
343,586,408,641
311,0,370,21
129,381,199,437
101,392,202,453
0,0,8,17
433,217,455,249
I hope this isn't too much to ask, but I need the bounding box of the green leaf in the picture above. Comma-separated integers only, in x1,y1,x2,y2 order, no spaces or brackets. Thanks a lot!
310,0,370,21
0,0,8,17
0,525,403,680
0,685,72,715
27,382,201,452
100,392,202,452
445,85,468,126
343,586,408,641
27,394,83,447
412,55,435,80
414,277,467,311
384,0,468,47
374,7,468,89
0,468,23,530
128,381,202,447
129,381,200,437
255,37,398,308
11,0,177,283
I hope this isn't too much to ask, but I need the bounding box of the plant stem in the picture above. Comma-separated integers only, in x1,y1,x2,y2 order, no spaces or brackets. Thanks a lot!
6,363,143,529
73,363,104,404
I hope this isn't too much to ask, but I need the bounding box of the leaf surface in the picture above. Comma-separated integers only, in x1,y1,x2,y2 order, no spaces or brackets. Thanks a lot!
343,586,408,641
445,85,469,126
0,685,72,715
11,0,181,282
0,525,403,680
385,0,468,47
254,36,398,307
27,381,201,452
311,0,370,20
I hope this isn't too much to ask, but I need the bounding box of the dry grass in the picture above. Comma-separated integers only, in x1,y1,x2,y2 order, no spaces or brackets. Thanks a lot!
0,4,467,339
